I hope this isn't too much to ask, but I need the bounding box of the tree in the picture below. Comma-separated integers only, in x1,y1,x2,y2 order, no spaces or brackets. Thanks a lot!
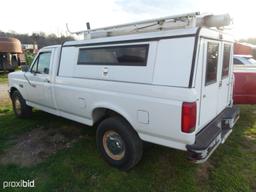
0,31,74,48
239,38,256,45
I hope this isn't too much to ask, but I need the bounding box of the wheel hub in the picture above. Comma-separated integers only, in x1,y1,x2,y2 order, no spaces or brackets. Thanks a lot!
107,135,124,155
103,131,125,160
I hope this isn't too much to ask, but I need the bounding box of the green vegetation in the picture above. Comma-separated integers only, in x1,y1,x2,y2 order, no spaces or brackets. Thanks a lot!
25,51,35,65
0,80,255,191
0,73,8,83
240,37,256,45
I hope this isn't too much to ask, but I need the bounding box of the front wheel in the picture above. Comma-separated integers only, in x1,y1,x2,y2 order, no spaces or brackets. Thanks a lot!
96,116,143,171
11,90,32,118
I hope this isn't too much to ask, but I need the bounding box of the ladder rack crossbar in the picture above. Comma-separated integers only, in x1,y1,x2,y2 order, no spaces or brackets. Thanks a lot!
74,12,200,35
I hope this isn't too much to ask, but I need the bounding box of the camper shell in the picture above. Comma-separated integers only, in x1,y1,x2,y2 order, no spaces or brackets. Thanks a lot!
8,13,240,170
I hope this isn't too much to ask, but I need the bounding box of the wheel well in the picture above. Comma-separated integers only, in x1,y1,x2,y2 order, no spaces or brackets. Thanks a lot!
92,108,127,125
10,87,18,97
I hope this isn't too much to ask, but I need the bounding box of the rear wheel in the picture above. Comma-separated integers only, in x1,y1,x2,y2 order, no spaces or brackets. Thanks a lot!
11,90,32,118
96,116,143,171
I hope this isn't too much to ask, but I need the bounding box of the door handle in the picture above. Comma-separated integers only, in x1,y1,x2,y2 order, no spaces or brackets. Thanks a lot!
203,94,206,98
102,67,108,76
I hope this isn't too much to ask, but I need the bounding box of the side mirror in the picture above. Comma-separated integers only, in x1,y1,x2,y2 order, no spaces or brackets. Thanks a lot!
43,68,49,74
21,65,29,72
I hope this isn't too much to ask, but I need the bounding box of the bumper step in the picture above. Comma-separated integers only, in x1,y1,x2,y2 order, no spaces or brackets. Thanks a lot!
186,105,240,163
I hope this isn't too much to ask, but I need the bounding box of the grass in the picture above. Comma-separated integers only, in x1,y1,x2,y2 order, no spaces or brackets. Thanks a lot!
0,73,8,84
0,78,255,191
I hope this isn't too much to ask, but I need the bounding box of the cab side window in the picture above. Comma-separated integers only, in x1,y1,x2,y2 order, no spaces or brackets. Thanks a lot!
31,58,38,73
30,52,51,74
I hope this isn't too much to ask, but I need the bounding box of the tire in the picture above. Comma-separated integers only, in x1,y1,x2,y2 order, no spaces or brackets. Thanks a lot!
11,90,32,118
96,116,143,171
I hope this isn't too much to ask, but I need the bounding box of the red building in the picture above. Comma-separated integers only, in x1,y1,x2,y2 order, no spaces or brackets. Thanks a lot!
234,42,256,58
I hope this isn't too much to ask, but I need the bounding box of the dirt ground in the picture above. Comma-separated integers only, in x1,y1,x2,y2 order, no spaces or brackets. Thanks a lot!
0,83,9,106
0,82,87,167
0,124,87,167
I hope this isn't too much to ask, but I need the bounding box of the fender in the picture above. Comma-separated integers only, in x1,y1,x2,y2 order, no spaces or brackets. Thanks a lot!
91,102,135,129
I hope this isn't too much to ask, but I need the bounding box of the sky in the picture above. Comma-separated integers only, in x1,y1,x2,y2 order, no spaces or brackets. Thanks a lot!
0,0,255,39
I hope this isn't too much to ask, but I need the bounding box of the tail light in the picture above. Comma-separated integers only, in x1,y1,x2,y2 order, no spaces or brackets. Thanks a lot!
182,102,197,133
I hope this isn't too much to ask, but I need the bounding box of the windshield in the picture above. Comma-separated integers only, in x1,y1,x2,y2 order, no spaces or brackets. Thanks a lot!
234,56,256,65
247,57,256,64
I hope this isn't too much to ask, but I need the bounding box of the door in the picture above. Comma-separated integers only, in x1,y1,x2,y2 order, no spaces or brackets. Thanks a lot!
200,40,222,127
25,50,55,108
217,43,232,113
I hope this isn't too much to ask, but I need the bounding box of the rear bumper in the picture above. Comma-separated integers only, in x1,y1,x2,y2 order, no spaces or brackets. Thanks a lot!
186,105,240,163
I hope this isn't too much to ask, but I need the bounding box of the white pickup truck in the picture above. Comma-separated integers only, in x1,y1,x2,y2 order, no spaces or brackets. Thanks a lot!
8,12,240,170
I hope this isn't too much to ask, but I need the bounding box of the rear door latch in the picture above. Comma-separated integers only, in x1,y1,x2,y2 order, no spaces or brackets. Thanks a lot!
219,80,222,87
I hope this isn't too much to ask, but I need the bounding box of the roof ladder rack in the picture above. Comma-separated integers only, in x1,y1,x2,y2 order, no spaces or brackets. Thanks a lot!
66,12,231,39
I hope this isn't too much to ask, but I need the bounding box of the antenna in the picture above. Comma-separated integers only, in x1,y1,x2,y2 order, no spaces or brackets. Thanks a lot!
86,22,91,30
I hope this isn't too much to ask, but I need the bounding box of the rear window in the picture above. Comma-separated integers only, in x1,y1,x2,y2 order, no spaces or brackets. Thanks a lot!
205,42,219,85
77,44,149,66
222,44,231,79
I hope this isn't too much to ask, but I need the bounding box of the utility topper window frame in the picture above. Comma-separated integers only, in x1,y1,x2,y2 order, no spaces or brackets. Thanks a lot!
77,44,149,66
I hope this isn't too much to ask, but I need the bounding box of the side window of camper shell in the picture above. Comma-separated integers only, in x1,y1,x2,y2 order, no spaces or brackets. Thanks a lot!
205,42,219,85
77,44,149,66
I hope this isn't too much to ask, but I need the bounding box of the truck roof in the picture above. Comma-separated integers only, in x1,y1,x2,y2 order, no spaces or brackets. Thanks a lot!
41,45,61,49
